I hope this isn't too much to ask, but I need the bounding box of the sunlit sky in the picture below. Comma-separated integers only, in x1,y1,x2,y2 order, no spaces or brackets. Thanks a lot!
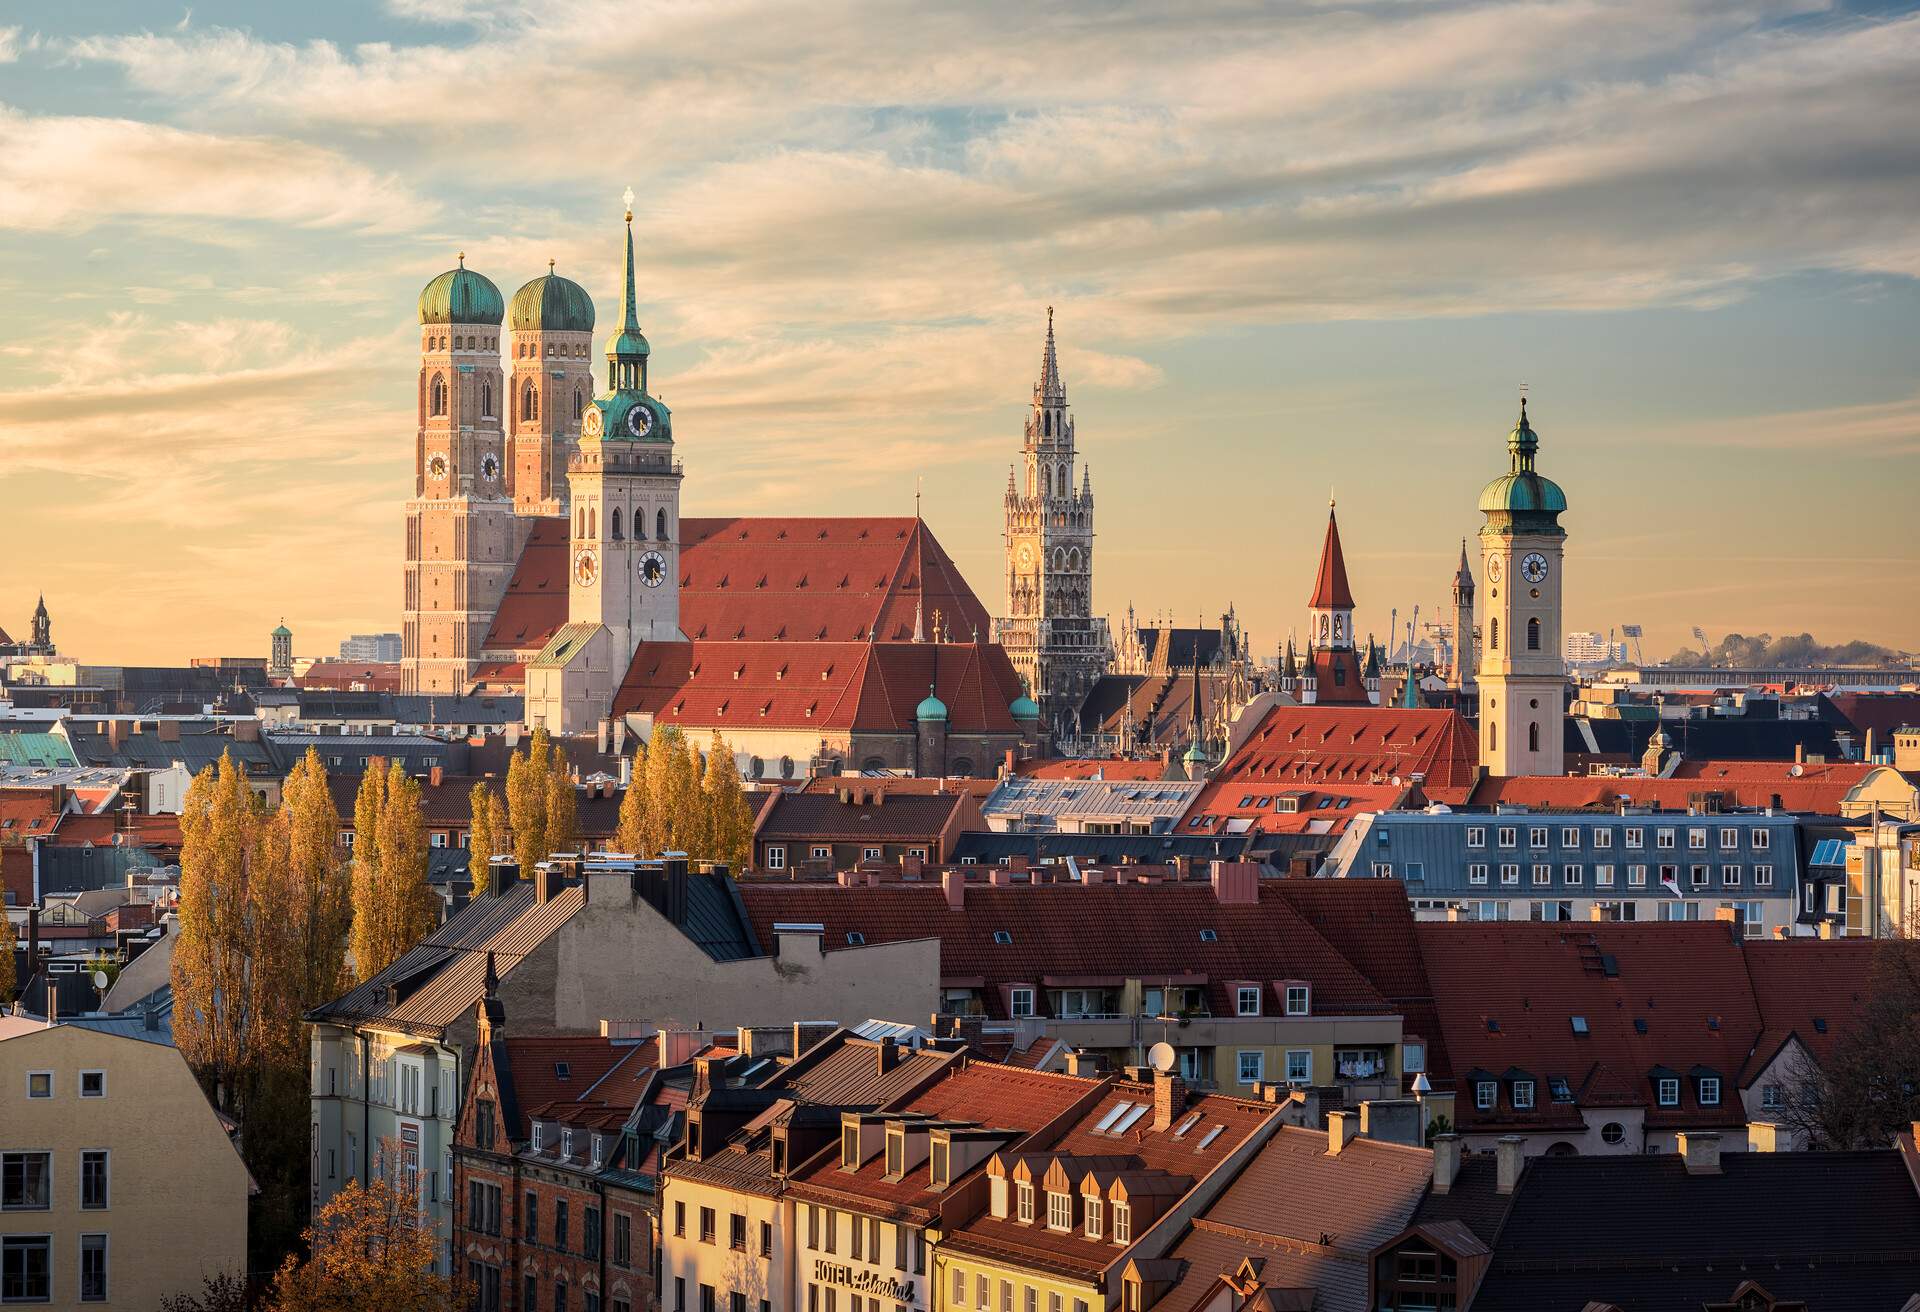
3,1,1917,667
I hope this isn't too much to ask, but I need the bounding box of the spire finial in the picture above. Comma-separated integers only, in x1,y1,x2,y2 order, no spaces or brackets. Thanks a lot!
548,258,556,274
1329,488,1336,511
622,185,635,223
457,250,465,267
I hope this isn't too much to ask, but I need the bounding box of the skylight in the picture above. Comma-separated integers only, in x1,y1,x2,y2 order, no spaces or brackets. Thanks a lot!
1570,1016,1589,1035
1093,1102,1133,1134
1196,1124,1225,1150
1199,929,1218,943
993,930,1013,945
1633,1018,1649,1034
1112,1104,1151,1135
1173,1111,1203,1138
555,1062,571,1079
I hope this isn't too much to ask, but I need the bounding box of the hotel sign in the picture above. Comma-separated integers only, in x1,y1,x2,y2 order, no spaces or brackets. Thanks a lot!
813,1260,916,1304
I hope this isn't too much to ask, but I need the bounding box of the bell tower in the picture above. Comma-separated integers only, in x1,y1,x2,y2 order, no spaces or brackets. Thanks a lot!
507,262,596,516
1449,541,1476,692
1476,397,1568,776
1305,500,1368,704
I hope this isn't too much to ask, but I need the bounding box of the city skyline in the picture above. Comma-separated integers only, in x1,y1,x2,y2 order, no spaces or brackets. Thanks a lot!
4,2,1919,665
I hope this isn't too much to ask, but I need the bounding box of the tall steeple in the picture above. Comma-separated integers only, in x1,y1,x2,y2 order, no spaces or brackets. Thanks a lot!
1449,539,1476,691
1036,305,1066,406
604,186,652,395
1305,497,1368,704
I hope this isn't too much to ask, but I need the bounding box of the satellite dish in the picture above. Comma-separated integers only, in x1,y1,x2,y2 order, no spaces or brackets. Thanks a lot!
1147,1041,1176,1074
91,971,109,991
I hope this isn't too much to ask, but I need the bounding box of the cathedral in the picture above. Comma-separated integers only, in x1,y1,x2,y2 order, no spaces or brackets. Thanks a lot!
400,198,1040,778
991,311,1111,741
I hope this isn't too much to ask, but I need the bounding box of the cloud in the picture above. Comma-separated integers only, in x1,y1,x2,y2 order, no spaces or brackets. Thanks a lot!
0,104,431,233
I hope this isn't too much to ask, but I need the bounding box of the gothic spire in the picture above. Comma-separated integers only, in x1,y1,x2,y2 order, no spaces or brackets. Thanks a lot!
1035,305,1066,406
1309,501,1356,611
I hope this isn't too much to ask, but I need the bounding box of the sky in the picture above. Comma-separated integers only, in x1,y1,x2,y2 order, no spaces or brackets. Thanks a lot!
2,0,1917,667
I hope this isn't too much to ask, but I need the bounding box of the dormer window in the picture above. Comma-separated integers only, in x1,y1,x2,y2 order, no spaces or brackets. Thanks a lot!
1284,984,1311,1016
561,1128,573,1157
1046,1190,1072,1232
531,1123,545,1151
885,1129,904,1179
1657,1078,1680,1107
1016,1181,1035,1224
590,1135,605,1167
989,1174,1009,1219
1112,1201,1131,1244
1511,1080,1535,1110
1475,1081,1496,1111
1698,1076,1721,1107
1236,986,1261,1016
1084,1196,1103,1239
841,1124,859,1170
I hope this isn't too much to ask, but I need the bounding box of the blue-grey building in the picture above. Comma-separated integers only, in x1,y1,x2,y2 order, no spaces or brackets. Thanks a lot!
1324,809,1826,937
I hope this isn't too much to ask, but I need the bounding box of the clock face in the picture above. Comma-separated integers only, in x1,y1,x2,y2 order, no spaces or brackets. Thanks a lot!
427,453,448,480
574,547,600,587
480,454,499,483
626,404,654,438
1520,552,1550,584
1486,556,1503,583
640,550,667,588
581,406,604,439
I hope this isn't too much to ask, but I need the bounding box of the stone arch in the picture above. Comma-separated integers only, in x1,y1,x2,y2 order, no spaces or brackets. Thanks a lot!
1527,617,1541,651
656,508,668,541
1529,721,1541,752
610,508,623,541
950,757,975,777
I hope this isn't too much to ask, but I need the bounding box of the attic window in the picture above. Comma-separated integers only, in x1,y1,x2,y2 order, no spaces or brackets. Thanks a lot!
1813,1017,1827,1034
1486,1018,1500,1032
1172,1111,1202,1138
846,932,866,946
1198,929,1218,943
1093,1101,1134,1133
1633,1018,1649,1035
1195,1124,1225,1150
555,1063,571,1080
993,930,1013,945
1549,1077,1573,1102
1570,1016,1588,1035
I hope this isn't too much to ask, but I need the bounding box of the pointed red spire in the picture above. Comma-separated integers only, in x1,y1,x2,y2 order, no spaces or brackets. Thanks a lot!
1308,501,1356,610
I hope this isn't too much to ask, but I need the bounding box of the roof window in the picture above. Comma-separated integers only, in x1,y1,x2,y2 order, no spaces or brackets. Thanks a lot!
846,932,866,946
1093,1101,1134,1133
1633,1018,1648,1035
1570,1016,1588,1035
1199,929,1218,943
993,930,1013,945
555,1062,571,1079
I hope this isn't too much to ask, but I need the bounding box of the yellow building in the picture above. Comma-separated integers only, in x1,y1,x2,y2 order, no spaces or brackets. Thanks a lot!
0,1018,251,1310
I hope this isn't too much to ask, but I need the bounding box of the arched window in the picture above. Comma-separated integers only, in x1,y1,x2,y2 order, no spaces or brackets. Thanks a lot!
1043,411,1052,438
1526,617,1541,651
573,389,584,421
480,383,492,418
1490,618,1499,651
429,374,447,417
577,506,586,539
588,506,596,538
1490,722,1497,751
522,382,538,423
656,508,668,540
1067,547,1081,571
1041,466,1051,499
1528,721,1541,752
610,508,623,540
1058,463,1068,495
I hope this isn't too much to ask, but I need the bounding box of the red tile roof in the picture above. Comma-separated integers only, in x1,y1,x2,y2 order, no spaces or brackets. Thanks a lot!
735,880,1395,1019
496,1035,643,1137
1179,781,1407,837
296,661,402,692
800,776,998,799
485,515,993,659
613,637,1026,734
753,790,979,845
1016,759,1175,782
1308,505,1355,610
1215,705,1478,792
0,794,65,840
1739,939,1877,1071
1468,762,1872,813
1415,922,1767,1133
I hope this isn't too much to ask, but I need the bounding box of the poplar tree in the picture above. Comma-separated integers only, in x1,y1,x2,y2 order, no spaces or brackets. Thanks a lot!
613,739,649,855
701,733,756,871
0,910,16,1005
639,727,678,856
282,748,352,1021
348,766,387,981
467,781,506,895
369,761,432,977
544,745,579,858
506,727,551,877
172,752,261,1110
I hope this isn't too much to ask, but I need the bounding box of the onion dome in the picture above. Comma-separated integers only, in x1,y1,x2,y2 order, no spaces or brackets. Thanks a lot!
270,623,292,639
1478,397,1567,518
509,265,596,334
1183,739,1209,765
917,690,949,722
418,257,504,326
1010,693,1040,721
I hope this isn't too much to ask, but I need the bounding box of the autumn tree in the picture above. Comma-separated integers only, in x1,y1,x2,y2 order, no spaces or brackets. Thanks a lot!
1782,931,1920,1148
352,760,432,981
506,725,551,875
0,911,16,1005
467,781,507,896
545,744,579,858
159,1272,249,1312
173,753,262,1109
267,1175,456,1312
613,738,649,854
701,732,755,871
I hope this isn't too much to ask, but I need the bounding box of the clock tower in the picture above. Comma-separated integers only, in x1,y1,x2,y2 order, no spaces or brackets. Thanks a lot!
526,191,684,733
1476,398,1568,776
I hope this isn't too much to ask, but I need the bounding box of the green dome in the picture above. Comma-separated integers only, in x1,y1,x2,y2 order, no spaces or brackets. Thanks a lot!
418,265,504,326
1183,740,1208,764
509,271,596,334
605,326,651,358
1477,470,1568,515
917,692,949,722
1010,694,1040,720
271,623,292,638
590,392,673,444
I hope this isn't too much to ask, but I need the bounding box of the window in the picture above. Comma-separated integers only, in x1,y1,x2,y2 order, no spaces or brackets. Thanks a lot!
1689,829,1707,850
699,1207,716,1244
764,846,786,871
978,1275,990,1309
430,375,447,417
1753,828,1771,851
2,1236,50,1303
1467,826,1486,849
863,847,882,862
1629,864,1648,887
79,1071,104,1099
760,1220,773,1258
729,1213,746,1251
1723,864,1741,887
1762,1083,1783,1112
25,1073,49,1100
1047,1190,1072,1231
1512,1080,1535,1110
1084,1196,1103,1239
1564,864,1583,885
1500,863,1520,885
1475,1082,1496,1111
1595,864,1615,887
1237,1051,1263,1084
674,1200,686,1238
811,846,831,861
1657,828,1676,850
1594,828,1613,850
80,1151,107,1211
1490,618,1499,650
525,1193,539,1241
1236,986,1261,1016
954,1270,967,1305
1532,863,1552,886
1601,1121,1626,1145
2,1154,50,1211
1529,826,1548,849
584,1206,602,1260
1699,1076,1721,1106
1562,827,1581,848
1526,617,1541,650
1010,988,1035,1018
556,1199,570,1251
1112,1202,1131,1244
1756,864,1773,888
1285,1050,1312,1084
1626,827,1644,850
1719,827,1739,851
1528,722,1541,752
1469,863,1489,885
1284,984,1310,1016
1690,864,1709,888
1403,1041,1427,1073
1657,1078,1680,1107
1498,827,1517,849
1016,1181,1034,1224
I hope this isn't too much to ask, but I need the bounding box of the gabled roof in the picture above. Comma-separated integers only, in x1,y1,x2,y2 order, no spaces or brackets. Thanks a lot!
1472,760,1874,813
482,516,570,655
754,790,978,844
1739,938,1877,1076
492,1035,644,1138
1215,705,1478,791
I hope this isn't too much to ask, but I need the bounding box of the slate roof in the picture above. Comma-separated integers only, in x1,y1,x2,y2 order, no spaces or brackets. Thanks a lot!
770,1034,960,1107
1415,923,1768,1132
1567,714,1843,768
754,790,976,844
1014,759,1177,782
1470,1149,1920,1312
1215,706,1478,792
947,831,1265,865
735,880,1396,1019
1074,670,1240,749
982,776,1204,831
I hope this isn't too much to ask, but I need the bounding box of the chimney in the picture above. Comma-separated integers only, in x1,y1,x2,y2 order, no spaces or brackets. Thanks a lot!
1065,1050,1104,1078
1430,1133,1461,1194
988,869,1010,887
619,755,633,789
1747,1122,1785,1153
1327,1111,1358,1155
876,1037,900,1075
143,995,160,1033
156,719,180,743
792,1020,837,1056
534,863,557,904
1866,728,1876,760
429,764,444,789
597,719,611,755
942,868,966,910
1678,1131,1722,1175
1495,1135,1525,1194
1795,742,1805,764
1209,860,1259,905
1152,1069,1187,1131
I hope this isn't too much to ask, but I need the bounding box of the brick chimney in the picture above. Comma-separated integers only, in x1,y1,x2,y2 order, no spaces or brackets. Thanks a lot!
429,764,444,789
1327,1111,1358,1155
1209,860,1260,905
1678,1131,1722,1175
942,868,966,910
1430,1133,1461,1194
1066,1050,1104,1078
1152,1069,1187,1131
1494,1135,1525,1194
534,863,556,904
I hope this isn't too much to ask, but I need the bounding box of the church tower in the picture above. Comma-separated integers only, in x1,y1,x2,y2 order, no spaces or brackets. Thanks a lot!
1449,541,1476,691
993,310,1108,743
1305,501,1368,704
526,191,684,734
1476,398,1568,776
402,258,520,694
506,263,596,516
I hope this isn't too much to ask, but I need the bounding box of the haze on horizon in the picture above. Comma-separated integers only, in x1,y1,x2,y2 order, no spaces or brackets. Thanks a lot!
2,0,1917,667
